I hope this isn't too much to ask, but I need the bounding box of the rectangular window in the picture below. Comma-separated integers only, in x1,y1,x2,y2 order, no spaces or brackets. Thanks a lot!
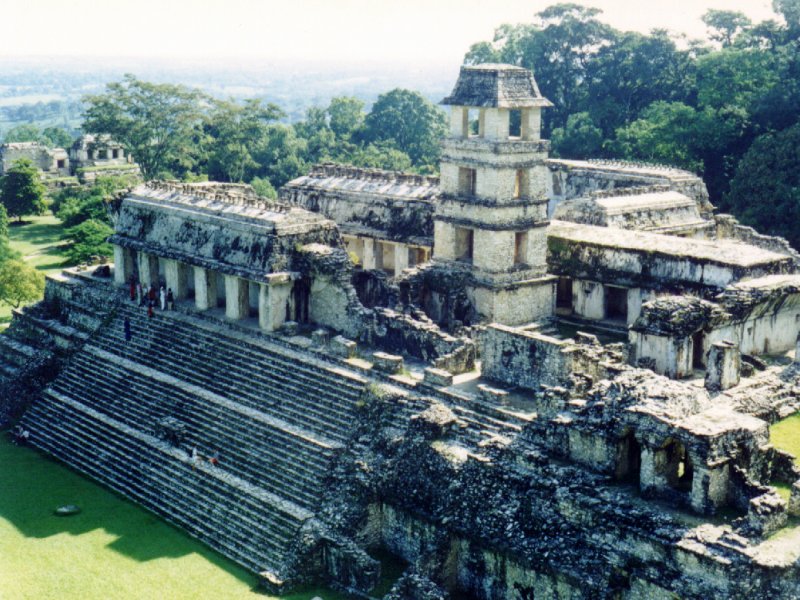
57,159,65,169
458,168,476,196
455,228,474,263
509,109,522,138
112,149,119,159
514,169,529,199
514,231,528,265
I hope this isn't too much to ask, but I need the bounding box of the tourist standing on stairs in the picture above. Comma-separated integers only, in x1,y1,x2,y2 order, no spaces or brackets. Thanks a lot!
124,317,132,342
159,286,166,311
137,282,144,306
167,288,175,311
147,298,155,319
129,276,137,301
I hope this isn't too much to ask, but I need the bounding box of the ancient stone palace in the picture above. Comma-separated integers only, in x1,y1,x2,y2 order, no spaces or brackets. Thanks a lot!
3,64,800,599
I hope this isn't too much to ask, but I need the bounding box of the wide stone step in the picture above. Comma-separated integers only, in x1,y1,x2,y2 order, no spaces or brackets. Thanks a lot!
21,393,310,573
89,332,359,440
55,360,331,508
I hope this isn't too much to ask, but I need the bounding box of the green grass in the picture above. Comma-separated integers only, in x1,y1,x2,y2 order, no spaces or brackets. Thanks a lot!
0,434,347,600
770,412,800,466
1,213,73,331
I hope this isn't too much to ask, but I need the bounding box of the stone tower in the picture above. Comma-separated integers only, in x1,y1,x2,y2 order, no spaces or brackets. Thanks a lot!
434,64,556,325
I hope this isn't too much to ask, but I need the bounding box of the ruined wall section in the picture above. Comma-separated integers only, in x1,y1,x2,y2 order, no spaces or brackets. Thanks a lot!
280,164,439,245
547,159,713,219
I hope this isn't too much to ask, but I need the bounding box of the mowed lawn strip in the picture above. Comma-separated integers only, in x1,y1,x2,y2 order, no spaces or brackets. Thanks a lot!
1,213,71,331
0,435,347,600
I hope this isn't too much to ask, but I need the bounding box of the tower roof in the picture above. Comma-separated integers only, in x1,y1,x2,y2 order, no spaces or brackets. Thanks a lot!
442,64,553,109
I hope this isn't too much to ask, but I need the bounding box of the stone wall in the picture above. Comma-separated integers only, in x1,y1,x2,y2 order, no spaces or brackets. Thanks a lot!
481,324,573,390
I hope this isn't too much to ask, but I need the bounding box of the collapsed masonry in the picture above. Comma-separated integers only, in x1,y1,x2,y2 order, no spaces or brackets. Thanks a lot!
3,63,800,599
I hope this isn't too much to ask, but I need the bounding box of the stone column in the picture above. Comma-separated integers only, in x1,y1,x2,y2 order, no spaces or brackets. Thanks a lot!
138,252,160,288
164,259,189,300
705,340,740,391
113,245,129,285
194,267,217,311
224,275,249,320
362,238,377,270
258,274,293,331
394,245,409,274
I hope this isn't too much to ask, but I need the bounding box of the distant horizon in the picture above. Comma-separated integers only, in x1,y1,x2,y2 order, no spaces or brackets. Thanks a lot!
0,1,779,64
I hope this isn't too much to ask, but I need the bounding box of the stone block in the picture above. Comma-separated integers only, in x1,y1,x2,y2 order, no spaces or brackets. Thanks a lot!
705,340,740,391
311,328,330,346
330,335,356,358
747,492,788,537
423,367,454,387
280,321,298,336
372,351,403,374
789,480,800,517
477,382,509,404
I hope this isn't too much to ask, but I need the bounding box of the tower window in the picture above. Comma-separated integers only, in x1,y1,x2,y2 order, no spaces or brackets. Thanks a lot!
514,231,528,265
455,228,474,263
458,168,476,196
509,109,521,138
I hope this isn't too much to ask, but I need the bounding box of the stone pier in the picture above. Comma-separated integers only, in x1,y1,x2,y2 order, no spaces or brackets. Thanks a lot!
225,275,250,320
258,273,293,331
194,267,217,311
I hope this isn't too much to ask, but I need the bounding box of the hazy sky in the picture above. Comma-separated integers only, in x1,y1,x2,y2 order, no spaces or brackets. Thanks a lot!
1,0,779,64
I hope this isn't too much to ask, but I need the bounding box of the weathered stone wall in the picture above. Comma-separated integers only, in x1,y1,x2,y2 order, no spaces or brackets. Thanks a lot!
280,164,438,245
0,142,69,175
481,324,573,390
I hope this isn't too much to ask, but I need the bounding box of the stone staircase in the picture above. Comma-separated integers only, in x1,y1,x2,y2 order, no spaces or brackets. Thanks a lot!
20,295,370,582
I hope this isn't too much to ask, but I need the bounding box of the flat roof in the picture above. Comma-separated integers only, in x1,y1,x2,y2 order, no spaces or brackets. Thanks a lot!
548,221,790,268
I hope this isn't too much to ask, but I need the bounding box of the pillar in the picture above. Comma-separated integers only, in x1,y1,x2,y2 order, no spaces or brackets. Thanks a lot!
224,275,249,320
363,238,377,270
194,267,217,311
394,245,409,274
258,274,293,331
164,259,189,300
705,340,740,391
138,252,160,288
113,245,131,285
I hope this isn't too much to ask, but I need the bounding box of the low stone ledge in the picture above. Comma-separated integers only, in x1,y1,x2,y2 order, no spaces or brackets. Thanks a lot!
311,328,330,347
423,367,454,387
330,335,356,358
280,321,298,336
477,383,510,405
373,352,404,374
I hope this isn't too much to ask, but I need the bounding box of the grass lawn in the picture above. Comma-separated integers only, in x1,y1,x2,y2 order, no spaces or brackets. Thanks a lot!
0,435,347,600
770,412,800,501
1,213,72,331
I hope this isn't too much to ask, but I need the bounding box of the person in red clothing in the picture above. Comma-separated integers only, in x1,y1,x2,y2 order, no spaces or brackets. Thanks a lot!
129,276,137,301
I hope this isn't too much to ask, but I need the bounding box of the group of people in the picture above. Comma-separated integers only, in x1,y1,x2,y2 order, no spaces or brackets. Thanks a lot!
128,277,175,318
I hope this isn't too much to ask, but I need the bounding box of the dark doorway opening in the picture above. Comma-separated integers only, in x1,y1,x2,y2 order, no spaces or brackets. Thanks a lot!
556,277,573,312
692,331,705,369
293,278,311,324
616,431,642,484
605,286,628,322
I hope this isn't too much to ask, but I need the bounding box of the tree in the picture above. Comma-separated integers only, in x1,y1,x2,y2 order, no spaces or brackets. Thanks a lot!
62,218,114,264
611,102,703,172
0,158,47,222
702,10,752,47
205,99,283,183
3,124,41,144
363,89,446,167
82,75,207,179
41,126,73,149
0,259,45,308
725,122,800,248
327,97,365,141
551,112,603,158
249,177,277,199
